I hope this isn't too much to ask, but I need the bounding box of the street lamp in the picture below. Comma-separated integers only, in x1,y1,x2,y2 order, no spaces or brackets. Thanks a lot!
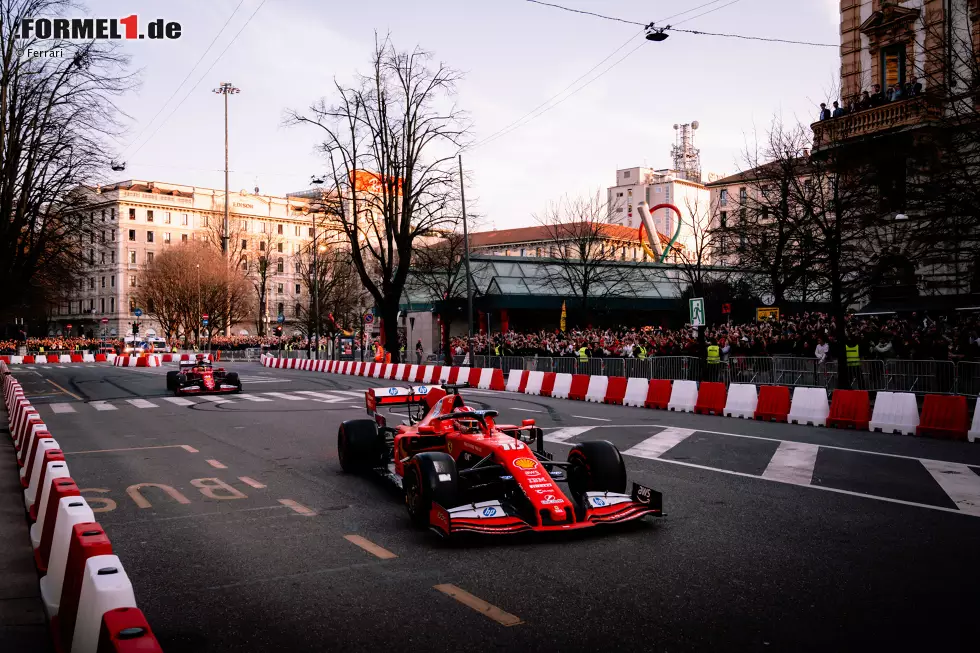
309,175,325,359
196,263,201,346
213,81,240,337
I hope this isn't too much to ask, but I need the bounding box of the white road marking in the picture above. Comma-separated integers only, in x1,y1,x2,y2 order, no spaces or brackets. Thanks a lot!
332,390,367,397
86,365,97,368
262,392,306,401
571,415,611,422
163,397,196,406
514,408,543,413
198,395,235,403
920,459,980,516
238,476,266,489
622,427,696,459
762,441,820,486
26,366,36,369
237,379,290,384
127,399,158,409
278,499,316,516
295,391,343,403
180,445,199,453
206,459,227,469
90,401,117,412
543,426,595,443
50,402,76,414
236,393,273,402
55,365,67,369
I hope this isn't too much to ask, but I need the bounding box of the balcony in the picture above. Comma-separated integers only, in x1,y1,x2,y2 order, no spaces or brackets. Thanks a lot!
811,97,941,151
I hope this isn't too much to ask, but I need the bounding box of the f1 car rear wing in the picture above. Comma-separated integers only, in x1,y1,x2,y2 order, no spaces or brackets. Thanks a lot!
365,383,472,423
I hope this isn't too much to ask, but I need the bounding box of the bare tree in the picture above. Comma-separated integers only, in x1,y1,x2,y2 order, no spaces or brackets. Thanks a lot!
0,0,134,328
296,243,367,346
534,193,637,326
408,230,468,363
285,34,469,351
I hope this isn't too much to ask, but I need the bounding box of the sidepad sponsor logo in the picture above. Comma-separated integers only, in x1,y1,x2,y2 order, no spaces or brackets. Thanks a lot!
482,507,497,517
540,495,564,505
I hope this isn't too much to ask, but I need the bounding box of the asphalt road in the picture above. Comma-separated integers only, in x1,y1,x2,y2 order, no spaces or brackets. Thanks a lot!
6,361,980,652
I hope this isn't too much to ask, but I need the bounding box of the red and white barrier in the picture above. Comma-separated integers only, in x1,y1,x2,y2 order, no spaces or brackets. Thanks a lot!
113,355,160,367
98,607,163,652
668,380,698,413
724,384,758,419
623,378,650,408
584,376,608,403
40,514,100,619
68,555,138,653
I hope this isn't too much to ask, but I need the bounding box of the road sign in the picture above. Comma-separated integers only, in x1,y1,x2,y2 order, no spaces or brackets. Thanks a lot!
202,319,209,326
66,323,72,329
689,297,705,328
277,314,285,324
202,314,209,320
756,307,780,322
721,303,731,315
134,308,143,317
364,313,375,325
101,318,109,324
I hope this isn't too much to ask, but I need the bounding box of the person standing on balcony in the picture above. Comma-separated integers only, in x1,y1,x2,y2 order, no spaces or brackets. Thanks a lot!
819,103,831,120
871,84,884,107
832,101,845,117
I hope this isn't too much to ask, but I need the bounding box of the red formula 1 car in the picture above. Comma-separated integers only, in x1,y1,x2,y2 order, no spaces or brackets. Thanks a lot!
166,358,242,396
337,383,663,536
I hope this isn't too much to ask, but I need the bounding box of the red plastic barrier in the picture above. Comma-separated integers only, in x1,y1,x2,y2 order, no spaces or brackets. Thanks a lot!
827,389,870,430
21,432,54,489
916,394,969,441
70,355,83,363
0,355,8,364
604,377,628,405
47,354,59,363
510,371,529,393
97,607,164,653
413,366,426,382
645,380,673,409
467,368,483,387
539,373,557,396
568,374,590,401
694,382,727,415
55,522,113,653
17,415,44,464
488,369,505,391
35,478,81,572
23,355,35,363
754,385,791,422
447,367,465,384
398,365,410,381
29,449,65,520
430,365,443,383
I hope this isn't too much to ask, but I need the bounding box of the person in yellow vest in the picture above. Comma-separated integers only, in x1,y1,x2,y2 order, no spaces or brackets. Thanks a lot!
39,345,45,354
374,344,383,363
706,340,721,382
845,334,863,389
638,344,647,360
578,345,589,363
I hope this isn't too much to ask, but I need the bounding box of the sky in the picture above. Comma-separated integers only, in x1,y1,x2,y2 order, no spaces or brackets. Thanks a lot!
87,0,841,230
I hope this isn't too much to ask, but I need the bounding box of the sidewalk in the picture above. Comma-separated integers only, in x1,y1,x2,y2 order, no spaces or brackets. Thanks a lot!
0,415,52,652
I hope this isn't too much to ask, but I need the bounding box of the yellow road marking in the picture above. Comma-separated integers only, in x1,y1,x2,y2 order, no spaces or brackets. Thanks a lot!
238,476,266,489
46,379,82,401
433,584,523,627
181,445,199,453
278,499,316,516
206,459,227,469
63,444,192,455
343,534,397,560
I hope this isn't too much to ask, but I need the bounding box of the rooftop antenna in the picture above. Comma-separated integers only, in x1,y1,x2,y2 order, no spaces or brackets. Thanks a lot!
670,121,701,183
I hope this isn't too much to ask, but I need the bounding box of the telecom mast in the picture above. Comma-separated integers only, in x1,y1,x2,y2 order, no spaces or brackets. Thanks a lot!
671,121,702,183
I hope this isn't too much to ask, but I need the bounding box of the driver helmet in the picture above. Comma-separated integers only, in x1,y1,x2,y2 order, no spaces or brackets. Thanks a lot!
452,406,481,433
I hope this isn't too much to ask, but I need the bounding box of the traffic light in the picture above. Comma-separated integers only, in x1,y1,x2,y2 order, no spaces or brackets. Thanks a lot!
275,325,283,336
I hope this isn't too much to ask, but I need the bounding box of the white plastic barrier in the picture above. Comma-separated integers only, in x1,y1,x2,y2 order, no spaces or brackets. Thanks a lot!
525,371,545,396
29,462,72,547
70,555,138,653
39,497,96,618
372,365,385,379
787,387,830,427
724,384,758,419
623,378,649,408
406,365,418,381
59,354,71,363
870,391,920,436
584,376,609,403
23,437,58,496
439,367,451,383
421,366,435,383
82,354,95,362
477,368,496,390
394,363,406,379
551,373,573,399
668,380,698,413
505,370,524,393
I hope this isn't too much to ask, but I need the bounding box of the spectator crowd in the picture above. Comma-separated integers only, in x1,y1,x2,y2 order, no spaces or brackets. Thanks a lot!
818,77,924,121
448,311,980,363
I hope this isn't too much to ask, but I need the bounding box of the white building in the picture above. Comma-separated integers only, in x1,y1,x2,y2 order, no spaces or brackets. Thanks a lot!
57,180,318,339
606,167,712,256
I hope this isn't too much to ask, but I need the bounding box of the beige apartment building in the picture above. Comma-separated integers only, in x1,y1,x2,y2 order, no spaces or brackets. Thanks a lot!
55,180,319,339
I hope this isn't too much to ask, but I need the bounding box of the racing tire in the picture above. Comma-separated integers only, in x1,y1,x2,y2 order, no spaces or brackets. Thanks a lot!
166,371,178,391
225,372,242,393
337,419,384,473
403,452,458,528
567,440,627,496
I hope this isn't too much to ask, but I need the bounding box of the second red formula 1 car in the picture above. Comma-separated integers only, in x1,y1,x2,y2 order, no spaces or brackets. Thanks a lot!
337,383,662,536
167,357,242,396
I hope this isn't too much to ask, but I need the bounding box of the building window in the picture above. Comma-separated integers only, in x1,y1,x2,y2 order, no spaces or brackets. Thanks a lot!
624,171,631,178
720,211,727,228
535,247,541,257
277,242,283,253
181,234,188,242
308,227,314,238
100,231,105,243
295,225,301,236
146,231,154,243
89,299,94,311
260,241,266,251
146,210,154,222
164,232,171,244
146,252,154,264
129,299,135,312
165,211,171,224
111,230,115,241
111,208,116,220
100,252,105,264
90,232,94,244
615,207,623,213
110,297,115,312
295,303,301,317
241,257,248,271
101,276,106,288
241,239,247,250
881,43,906,90
203,216,209,228
277,224,283,235
739,208,747,223
720,189,728,206
89,249,95,265
129,275,137,287
101,209,106,222
277,258,284,273
295,283,301,294
277,303,284,316
147,298,154,312
129,250,136,264
110,251,116,263
294,261,301,273
89,277,95,289
181,213,189,226
616,192,623,197
277,283,284,294
739,187,747,202
128,229,136,241
129,208,136,220
110,276,115,287
519,248,525,256
100,298,105,313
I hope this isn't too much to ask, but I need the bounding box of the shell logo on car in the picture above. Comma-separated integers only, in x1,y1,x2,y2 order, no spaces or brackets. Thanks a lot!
513,457,537,470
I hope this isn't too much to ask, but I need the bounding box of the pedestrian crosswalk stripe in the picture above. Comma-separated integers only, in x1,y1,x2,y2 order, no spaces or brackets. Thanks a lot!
622,427,696,459
198,395,234,403
127,399,157,409
261,392,306,401
90,401,117,412
543,426,595,443
26,366,36,369
920,459,980,517
762,440,819,485
295,391,343,403
56,365,67,369
163,397,195,406
50,402,76,414
332,390,367,397
236,393,273,402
